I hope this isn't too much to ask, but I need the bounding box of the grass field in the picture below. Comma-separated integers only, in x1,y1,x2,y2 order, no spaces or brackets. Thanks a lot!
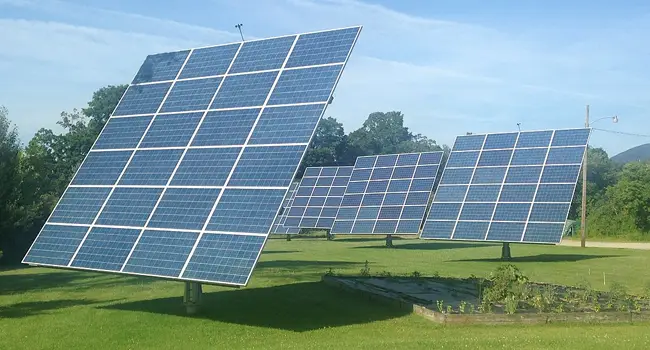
2,237,650,349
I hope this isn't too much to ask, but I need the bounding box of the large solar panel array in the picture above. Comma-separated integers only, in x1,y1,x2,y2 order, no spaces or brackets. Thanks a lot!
285,166,353,229
421,128,590,244
22,26,362,286
331,152,443,235
271,182,300,234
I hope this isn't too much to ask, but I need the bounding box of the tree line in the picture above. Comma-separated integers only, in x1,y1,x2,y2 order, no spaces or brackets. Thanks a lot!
1,85,649,264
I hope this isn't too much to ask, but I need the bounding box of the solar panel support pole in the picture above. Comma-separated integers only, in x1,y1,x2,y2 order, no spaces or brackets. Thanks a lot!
385,234,393,248
183,282,203,315
326,230,334,241
286,234,292,241
501,243,511,260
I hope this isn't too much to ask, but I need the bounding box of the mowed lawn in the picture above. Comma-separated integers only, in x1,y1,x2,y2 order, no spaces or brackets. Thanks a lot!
2,237,650,350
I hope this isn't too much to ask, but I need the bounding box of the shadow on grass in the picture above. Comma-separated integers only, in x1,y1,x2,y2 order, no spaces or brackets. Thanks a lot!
353,241,496,250
453,254,620,263
0,269,157,295
260,250,302,254
0,299,105,318
101,281,410,332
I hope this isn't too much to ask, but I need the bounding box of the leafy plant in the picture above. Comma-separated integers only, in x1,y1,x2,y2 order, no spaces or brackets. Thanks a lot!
446,305,453,314
458,301,467,314
378,270,392,277
360,260,370,277
325,268,335,276
410,271,422,278
505,295,518,314
436,300,444,313
469,303,476,314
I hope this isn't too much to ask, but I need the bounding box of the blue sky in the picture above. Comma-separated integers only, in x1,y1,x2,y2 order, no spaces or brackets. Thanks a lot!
1,0,649,155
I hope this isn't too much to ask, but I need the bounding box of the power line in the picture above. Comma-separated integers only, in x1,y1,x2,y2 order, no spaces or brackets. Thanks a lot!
592,128,650,138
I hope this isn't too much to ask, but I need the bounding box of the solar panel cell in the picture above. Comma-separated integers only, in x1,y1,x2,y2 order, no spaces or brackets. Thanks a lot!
119,149,184,186
160,78,222,113
70,227,141,271
123,230,199,277
94,116,152,150
230,36,296,74
170,147,240,186
22,225,88,266
268,65,342,105
71,151,132,186
113,83,172,116
191,109,259,146
207,189,286,234
139,112,203,148
229,145,305,187
249,104,324,144
211,71,278,109
179,44,240,79
148,188,221,230
48,187,112,225
96,187,163,227
286,27,359,67
132,51,190,84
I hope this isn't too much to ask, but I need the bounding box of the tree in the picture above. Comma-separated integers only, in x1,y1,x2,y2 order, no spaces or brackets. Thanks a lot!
1,85,126,264
347,111,442,159
569,147,620,219
0,107,22,261
298,117,348,176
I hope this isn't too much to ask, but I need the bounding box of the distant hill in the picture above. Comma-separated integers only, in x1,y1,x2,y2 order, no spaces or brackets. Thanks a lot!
611,143,650,164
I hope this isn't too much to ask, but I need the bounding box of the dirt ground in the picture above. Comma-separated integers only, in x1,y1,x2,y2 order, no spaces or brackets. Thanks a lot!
560,240,650,250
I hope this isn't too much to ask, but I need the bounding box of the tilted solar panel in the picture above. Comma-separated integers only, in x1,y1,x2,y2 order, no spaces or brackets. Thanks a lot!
421,128,590,244
22,26,362,286
285,166,353,229
271,181,301,234
330,152,444,235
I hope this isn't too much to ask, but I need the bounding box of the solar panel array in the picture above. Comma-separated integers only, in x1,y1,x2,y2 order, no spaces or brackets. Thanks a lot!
421,129,590,244
22,26,362,286
285,166,353,229
271,181,301,234
331,152,443,235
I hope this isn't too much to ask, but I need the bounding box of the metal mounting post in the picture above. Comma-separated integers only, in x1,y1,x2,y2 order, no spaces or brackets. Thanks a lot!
183,282,202,315
501,242,512,261
385,234,393,248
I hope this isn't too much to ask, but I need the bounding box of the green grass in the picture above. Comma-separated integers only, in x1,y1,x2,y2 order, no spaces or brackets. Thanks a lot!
2,237,650,349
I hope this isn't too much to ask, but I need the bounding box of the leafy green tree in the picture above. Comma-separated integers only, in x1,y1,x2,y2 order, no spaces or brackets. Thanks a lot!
0,107,22,261
569,147,621,219
298,117,348,176
346,111,442,159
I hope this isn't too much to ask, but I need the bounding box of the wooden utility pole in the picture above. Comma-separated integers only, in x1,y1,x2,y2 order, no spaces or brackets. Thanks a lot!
581,105,589,248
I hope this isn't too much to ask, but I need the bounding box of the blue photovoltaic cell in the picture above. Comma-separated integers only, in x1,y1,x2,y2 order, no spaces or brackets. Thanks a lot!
331,152,442,235
48,187,111,225
182,234,265,284
191,109,259,146
148,188,221,230
24,26,361,287
422,128,590,244
229,145,304,187
229,36,296,74
211,71,278,109
112,83,171,116
96,187,163,227
271,182,301,234
119,149,184,186
93,116,152,150
179,43,240,79
160,77,222,113
286,27,359,68
207,189,286,234
249,104,325,144
171,147,240,186
285,166,353,229
22,225,88,266
123,230,199,277
71,151,132,186
268,65,342,105
71,227,141,271
132,50,189,84
139,112,203,148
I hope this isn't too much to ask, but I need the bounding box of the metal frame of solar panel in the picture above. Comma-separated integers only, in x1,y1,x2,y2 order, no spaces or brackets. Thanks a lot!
284,166,353,229
421,128,590,244
22,26,362,287
330,152,444,235
271,181,301,234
